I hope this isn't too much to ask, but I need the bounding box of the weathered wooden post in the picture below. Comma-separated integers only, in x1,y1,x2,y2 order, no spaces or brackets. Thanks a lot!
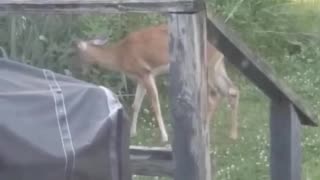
270,100,301,180
168,4,212,180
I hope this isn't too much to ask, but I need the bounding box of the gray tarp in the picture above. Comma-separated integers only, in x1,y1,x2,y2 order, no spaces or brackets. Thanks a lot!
0,58,131,180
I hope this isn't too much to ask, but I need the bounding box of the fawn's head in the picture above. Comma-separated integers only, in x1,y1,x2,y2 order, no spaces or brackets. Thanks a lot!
72,35,111,74
76,36,109,50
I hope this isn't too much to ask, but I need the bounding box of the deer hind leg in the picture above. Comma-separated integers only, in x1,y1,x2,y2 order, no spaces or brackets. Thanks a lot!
213,57,240,140
216,77,240,140
142,74,168,142
206,90,221,123
131,83,146,137
227,86,240,140
215,79,240,140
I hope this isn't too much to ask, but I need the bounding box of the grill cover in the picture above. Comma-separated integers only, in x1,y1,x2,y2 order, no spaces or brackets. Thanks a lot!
0,58,131,180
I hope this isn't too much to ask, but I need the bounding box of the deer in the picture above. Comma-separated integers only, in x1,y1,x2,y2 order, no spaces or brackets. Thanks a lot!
73,24,240,143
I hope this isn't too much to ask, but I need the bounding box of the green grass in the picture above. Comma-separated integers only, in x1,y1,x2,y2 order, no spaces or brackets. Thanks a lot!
129,76,271,180
130,74,320,180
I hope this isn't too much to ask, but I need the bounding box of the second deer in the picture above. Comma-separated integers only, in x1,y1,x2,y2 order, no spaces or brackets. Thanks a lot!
74,24,240,143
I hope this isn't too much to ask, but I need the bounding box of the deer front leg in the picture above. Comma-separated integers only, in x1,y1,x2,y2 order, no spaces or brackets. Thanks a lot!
131,83,146,137
207,92,221,123
142,74,168,142
227,87,240,140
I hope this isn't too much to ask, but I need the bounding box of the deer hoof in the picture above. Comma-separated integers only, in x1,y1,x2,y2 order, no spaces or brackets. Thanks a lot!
130,129,137,138
164,144,172,149
230,132,238,140
161,134,169,143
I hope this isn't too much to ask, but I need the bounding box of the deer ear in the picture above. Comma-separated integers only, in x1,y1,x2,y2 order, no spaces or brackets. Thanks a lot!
91,37,109,46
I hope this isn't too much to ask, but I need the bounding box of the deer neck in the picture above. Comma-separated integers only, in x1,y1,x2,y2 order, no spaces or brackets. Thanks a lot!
87,45,121,72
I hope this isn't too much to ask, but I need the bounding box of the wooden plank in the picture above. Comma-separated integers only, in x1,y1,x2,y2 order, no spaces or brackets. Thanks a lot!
270,100,301,180
130,145,174,177
117,109,132,180
206,11,317,126
168,9,212,180
0,0,203,13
